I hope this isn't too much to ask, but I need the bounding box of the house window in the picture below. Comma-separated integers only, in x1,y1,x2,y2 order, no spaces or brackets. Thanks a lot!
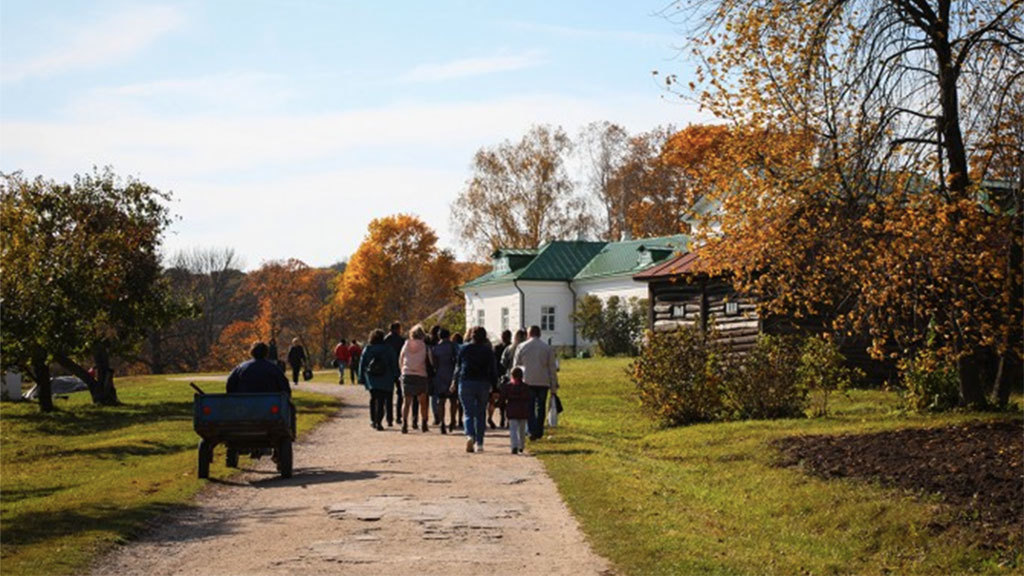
501,307,510,331
724,301,739,316
541,306,556,332
476,309,485,327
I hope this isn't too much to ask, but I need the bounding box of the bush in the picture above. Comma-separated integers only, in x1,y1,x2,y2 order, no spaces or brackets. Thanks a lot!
573,295,647,357
633,329,829,426
720,334,807,420
899,350,960,412
631,326,723,425
797,336,857,416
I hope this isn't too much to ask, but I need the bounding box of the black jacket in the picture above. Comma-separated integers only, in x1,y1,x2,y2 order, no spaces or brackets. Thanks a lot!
226,358,291,395
287,345,306,368
455,343,498,386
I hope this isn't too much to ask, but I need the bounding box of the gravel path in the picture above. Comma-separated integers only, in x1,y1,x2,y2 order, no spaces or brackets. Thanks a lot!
91,382,613,576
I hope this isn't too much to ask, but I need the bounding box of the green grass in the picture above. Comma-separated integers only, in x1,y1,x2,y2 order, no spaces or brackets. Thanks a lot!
0,374,338,576
534,357,1022,576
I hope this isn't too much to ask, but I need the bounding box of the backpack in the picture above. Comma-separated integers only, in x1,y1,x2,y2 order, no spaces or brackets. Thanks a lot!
366,355,386,376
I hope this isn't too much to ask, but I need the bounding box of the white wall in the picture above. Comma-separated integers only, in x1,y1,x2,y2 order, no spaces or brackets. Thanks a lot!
574,277,649,303
519,281,575,348
464,276,647,349
464,284,521,340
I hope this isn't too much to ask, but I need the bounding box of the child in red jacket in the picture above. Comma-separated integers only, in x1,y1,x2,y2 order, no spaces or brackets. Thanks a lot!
501,366,531,454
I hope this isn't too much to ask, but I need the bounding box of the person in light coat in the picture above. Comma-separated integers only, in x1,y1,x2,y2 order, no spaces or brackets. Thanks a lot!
511,325,558,441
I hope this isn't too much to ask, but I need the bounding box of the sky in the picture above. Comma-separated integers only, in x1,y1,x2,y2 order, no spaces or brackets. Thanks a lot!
1,0,709,270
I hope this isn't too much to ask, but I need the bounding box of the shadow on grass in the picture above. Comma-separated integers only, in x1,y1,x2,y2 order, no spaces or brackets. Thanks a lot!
64,440,190,460
535,447,598,456
1,485,72,505
5,401,194,436
1,500,184,552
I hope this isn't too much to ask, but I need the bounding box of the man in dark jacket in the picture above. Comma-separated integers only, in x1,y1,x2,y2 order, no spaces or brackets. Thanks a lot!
383,321,406,426
227,341,291,395
226,342,294,453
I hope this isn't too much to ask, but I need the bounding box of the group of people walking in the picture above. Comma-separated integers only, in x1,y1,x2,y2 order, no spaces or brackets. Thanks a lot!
354,321,560,454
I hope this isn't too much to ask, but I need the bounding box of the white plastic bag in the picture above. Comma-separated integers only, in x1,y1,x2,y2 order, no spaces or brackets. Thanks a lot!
547,394,559,427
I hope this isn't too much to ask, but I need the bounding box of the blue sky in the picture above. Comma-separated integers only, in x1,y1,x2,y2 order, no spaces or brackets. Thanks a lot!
1,1,708,268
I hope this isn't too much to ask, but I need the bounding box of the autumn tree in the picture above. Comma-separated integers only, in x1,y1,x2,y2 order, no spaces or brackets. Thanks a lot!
622,124,728,238
338,214,459,338
0,169,177,410
451,125,595,259
664,0,1024,405
579,121,631,240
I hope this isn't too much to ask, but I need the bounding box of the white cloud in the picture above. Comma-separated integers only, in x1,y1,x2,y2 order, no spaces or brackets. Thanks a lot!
2,4,185,82
399,51,545,83
1,89,711,265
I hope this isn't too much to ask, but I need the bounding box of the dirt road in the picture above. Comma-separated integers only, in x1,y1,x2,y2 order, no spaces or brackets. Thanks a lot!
91,382,613,576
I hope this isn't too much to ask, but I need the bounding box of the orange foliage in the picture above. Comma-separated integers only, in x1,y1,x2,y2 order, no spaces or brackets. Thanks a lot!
336,214,459,338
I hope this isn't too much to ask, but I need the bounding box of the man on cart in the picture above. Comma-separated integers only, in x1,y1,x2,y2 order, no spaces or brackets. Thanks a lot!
226,341,296,452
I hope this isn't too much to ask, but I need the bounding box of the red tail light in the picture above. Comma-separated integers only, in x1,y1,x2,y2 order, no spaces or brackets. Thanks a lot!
202,406,211,415
270,405,280,414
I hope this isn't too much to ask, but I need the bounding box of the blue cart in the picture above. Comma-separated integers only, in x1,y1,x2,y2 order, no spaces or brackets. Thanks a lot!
191,384,295,479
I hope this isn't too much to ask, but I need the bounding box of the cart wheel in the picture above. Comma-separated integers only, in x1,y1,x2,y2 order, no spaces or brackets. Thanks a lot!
277,439,293,478
226,447,239,468
198,439,211,479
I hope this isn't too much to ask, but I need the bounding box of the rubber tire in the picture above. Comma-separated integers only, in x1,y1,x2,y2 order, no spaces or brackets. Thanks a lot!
198,439,211,479
226,447,239,468
277,438,293,478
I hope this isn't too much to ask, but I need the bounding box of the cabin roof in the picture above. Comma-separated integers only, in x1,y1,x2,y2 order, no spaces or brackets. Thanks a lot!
632,251,703,280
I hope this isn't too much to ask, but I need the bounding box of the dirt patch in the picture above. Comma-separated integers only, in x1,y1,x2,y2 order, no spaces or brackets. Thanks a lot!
774,419,1023,552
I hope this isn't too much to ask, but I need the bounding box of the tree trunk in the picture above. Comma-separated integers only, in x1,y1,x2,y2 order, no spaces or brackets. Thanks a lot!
31,348,54,413
92,343,119,405
957,352,988,408
148,330,165,374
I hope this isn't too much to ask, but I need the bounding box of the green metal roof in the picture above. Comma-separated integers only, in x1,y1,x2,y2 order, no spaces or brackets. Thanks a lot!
461,236,689,289
573,235,689,281
518,241,606,280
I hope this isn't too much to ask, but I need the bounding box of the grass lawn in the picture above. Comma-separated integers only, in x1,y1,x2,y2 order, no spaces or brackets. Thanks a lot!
533,357,1022,576
0,373,338,576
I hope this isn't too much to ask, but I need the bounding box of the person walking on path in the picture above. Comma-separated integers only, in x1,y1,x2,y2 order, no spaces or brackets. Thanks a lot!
430,328,458,434
383,322,406,426
287,338,307,386
359,329,399,431
502,366,531,454
399,324,431,433
333,339,350,384
452,326,498,453
501,329,527,375
489,329,512,429
347,340,362,385
512,325,559,441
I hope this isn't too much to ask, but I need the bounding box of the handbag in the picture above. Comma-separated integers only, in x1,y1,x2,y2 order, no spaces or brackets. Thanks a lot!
302,366,314,381
547,394,559,427
554,393,564,414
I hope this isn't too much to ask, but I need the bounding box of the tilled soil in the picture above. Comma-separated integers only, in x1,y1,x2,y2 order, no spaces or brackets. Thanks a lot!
91,382,613,576
774,419,1023,551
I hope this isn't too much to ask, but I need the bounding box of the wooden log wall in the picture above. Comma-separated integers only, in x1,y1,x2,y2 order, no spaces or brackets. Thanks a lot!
646,276,895,384
650,280,703,333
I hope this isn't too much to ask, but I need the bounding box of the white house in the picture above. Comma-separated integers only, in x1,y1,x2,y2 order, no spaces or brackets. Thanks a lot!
460,235,688,351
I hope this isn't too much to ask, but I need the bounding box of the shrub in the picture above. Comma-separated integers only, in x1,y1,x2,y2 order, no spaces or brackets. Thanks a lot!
720,334,807,420
631,326,723,425
796,336,857,416
899,350,960,412
573,295,647,357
